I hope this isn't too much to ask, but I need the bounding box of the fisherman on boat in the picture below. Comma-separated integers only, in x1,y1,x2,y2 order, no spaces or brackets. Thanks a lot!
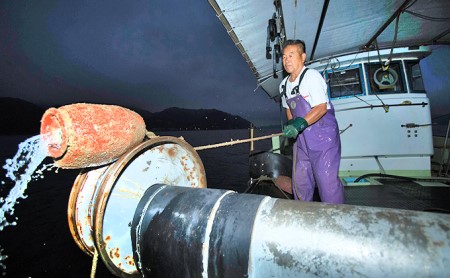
280,39,344,204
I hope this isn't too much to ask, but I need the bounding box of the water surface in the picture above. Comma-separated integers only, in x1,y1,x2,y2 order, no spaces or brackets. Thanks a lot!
0,129,277,277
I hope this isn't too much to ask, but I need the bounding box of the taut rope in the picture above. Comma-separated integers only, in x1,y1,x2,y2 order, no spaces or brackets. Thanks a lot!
193,133,283,151
90,248,99,278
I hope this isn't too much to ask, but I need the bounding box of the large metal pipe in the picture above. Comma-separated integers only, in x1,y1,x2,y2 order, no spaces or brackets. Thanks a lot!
132,184,450,277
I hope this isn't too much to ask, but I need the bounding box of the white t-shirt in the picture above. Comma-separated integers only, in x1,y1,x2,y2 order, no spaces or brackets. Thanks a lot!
279,67,330,109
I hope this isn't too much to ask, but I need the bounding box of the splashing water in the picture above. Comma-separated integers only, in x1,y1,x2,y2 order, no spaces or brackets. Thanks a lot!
0,135,54,274
0,135,52,230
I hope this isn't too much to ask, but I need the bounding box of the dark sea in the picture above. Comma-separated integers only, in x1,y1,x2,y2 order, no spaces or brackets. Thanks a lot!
0,129,277,277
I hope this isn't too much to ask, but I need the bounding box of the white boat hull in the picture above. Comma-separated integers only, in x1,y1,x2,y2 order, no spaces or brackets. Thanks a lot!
335,94,433,176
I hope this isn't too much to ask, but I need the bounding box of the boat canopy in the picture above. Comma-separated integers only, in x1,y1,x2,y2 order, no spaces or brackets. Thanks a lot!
208,0,450,99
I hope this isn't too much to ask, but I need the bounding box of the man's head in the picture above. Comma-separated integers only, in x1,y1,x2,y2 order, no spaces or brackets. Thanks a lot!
282,39,307,75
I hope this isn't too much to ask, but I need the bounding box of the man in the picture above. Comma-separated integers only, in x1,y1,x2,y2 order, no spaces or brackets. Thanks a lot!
280,39,344,204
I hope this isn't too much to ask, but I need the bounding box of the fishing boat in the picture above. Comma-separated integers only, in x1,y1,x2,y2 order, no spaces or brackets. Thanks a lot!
208,0,450,210
4,2,450,277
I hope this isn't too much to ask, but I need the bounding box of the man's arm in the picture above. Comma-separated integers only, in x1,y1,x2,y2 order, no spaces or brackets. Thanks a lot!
286,108,293,121
304,103,327,125
285,102,326,125
283,103,327,138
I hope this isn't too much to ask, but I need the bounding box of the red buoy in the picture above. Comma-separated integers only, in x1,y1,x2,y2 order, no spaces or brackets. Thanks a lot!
40,103,146,168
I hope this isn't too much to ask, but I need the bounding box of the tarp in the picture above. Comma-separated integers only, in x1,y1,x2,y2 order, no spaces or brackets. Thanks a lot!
208,0,450,98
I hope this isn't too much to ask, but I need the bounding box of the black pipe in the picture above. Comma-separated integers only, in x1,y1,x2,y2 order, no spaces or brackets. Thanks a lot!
131,184,265,277
310,0,330,61
131,184,450,278
354,172,450,183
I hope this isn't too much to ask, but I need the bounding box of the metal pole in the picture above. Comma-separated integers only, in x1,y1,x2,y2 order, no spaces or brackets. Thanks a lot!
439,119,450,176
131,184,450,278
249,124,255,153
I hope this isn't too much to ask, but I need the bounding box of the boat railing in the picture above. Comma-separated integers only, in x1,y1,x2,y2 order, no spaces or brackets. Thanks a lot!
433,119,450,177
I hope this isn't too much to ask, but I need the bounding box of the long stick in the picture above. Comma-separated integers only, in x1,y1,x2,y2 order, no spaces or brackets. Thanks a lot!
193,133,283,151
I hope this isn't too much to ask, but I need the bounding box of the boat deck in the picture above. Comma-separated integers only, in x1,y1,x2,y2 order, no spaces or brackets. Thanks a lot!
345,178,450,212
247,177,450,213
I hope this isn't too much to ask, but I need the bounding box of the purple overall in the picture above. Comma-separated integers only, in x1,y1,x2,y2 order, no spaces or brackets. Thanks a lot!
288,93,345,204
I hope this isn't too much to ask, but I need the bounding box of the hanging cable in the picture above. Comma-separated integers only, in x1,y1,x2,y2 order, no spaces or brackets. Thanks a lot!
386,13,401,67
353,95,373,107
403,0,449,22
375,39,386,70
405,10,450,21
404,0,418,10
372,40,391,112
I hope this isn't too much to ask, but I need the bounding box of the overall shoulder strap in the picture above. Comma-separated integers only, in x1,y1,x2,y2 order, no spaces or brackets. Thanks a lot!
281,77,288,98
292,68,309,95
298,68,309,85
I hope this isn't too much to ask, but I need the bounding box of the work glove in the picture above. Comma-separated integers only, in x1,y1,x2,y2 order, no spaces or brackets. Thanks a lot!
283,117,308,138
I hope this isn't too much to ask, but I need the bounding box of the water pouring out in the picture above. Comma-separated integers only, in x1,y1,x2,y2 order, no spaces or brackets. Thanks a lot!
40,103,146,169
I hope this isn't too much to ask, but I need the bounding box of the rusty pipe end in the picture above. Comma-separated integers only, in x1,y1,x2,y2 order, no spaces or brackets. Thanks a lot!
40,107,68,158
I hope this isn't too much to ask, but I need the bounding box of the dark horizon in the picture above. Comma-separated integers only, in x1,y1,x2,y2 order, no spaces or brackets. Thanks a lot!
0,0,281,126
0,0,449,127
0,97,272,136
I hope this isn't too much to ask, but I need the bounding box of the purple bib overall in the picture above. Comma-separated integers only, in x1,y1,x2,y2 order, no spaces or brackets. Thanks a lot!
288,83,345,204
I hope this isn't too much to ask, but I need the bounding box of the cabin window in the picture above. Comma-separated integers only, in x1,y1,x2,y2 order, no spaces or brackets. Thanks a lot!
326,67,363,99
406,60,426,92
367,62,405,94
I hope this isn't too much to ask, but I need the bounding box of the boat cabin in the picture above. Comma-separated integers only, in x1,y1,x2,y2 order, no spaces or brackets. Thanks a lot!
307,46,433,178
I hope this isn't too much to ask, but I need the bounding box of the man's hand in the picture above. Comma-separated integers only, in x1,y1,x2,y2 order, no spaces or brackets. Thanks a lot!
283,117,308,138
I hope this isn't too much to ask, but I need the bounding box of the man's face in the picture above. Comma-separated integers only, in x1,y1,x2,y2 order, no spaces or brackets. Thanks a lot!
282,44,306,74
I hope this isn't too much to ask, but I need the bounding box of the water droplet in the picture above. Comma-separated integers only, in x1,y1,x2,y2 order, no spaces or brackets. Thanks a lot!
0,134,51,271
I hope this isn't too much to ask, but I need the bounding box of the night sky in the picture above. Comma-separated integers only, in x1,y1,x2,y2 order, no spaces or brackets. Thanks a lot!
0,0,448,127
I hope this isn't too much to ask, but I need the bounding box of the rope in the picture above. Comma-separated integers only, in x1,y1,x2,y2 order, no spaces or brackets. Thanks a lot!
193,133,283,151
145,130,157,138
243,175,292,199
90,248,99,278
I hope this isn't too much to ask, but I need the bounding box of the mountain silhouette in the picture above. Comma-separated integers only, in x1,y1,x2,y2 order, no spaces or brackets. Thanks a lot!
0,98,252,134
142,107,251,131
0,97,45,135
